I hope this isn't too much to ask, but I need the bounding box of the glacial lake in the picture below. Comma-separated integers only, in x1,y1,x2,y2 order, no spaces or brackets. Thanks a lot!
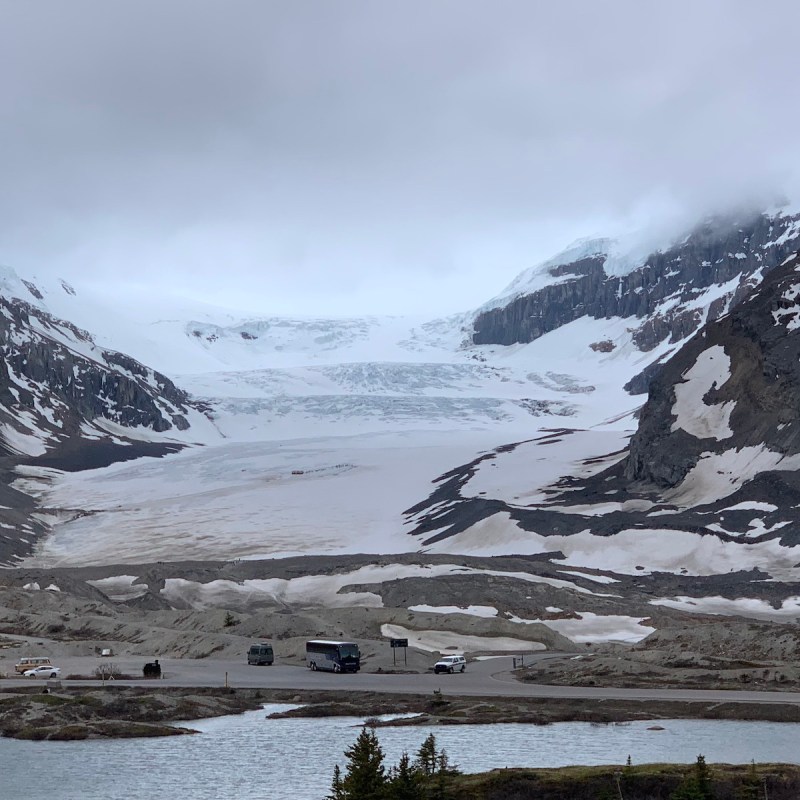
3,705,800,800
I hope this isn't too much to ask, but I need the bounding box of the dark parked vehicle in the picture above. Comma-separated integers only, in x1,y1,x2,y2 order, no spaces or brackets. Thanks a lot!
247,643,274,666
143,660,161,678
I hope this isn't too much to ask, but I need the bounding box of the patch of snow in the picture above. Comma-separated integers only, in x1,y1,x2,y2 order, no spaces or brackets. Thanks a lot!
0,424,50,457
162,576,384,610
558,570,619,584
429,512,800,579
86,575,148,602
671,346,734,440
650,595,800,621
408,605,499,618
158,563,563,610
722,501,778,512
461,429,632,506
506,611,655,643
380,624,546,653
666,447,800,508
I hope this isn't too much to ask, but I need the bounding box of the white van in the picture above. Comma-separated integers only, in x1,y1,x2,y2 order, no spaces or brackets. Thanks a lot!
15,656,52,674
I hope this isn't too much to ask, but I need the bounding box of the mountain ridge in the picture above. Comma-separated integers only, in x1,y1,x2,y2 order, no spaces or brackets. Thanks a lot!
473,209,800,394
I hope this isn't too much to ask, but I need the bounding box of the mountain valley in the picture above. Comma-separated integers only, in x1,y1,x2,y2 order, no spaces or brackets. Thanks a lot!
2,206,800,674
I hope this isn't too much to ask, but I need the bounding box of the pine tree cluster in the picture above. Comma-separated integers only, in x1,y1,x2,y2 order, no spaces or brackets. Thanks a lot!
328,729,458,800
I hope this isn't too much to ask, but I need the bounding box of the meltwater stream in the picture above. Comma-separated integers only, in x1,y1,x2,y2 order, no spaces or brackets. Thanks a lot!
3,705,800,800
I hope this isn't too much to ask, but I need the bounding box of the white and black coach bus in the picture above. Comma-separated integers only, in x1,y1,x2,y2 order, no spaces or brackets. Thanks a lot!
305,640,361,673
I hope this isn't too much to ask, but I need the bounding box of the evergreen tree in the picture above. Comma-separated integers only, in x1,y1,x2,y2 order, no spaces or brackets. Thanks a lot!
328,765,345,800
735,761,762,800
623,754,633,777
621,754,635,791
671,755,715,800
334,727,387,800
410,734,459,799
415,733,438,777
386,752,423,800
332,730,461,800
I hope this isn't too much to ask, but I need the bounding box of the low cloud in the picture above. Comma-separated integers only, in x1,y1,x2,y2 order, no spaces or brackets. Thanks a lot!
1,1,798,314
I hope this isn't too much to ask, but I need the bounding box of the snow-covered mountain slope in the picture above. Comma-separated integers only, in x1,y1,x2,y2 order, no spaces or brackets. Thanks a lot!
4,202,800,636
14,310,647,567
15,275,473,375
0,290,214,458
475,207,800,394
0,287,225,565
0,253,650,566
403,250,800,623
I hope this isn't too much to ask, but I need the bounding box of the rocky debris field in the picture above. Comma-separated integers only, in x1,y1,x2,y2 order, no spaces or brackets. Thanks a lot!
520,619,800,690
0,686,262,740
3,556,800,705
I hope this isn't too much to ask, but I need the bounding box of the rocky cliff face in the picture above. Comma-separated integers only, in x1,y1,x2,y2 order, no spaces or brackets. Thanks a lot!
625,250,800,489
0,296,192,458
0,292,203,564
473,210,800,392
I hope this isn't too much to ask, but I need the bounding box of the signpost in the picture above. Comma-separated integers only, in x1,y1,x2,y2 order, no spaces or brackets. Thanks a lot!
389,638,408,666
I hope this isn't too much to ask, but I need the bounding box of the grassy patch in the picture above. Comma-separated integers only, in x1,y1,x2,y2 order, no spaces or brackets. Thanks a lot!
74,695,103,707
449,763,800,799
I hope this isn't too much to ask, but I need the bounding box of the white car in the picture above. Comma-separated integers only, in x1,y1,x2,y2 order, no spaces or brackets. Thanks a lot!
23,665,61,679
433,655,466,674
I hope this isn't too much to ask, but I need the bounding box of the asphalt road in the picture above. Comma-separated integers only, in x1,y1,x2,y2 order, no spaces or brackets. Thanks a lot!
5,654,800,706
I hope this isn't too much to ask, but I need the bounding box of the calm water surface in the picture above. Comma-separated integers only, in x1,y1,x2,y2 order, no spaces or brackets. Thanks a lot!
3,704,800,800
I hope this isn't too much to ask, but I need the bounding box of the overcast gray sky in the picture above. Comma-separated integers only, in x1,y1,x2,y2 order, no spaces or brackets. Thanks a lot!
1,1,799,316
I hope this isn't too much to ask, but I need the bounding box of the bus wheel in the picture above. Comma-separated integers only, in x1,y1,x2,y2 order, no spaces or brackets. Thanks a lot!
310,662,317,671
333,663,340,673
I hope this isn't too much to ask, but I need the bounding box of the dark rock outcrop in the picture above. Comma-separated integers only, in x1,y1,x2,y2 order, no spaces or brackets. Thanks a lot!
0,296,192,452
625,250,800,488
473,210,800,392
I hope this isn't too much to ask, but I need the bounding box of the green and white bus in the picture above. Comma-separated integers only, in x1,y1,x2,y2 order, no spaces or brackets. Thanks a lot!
305,640,360,673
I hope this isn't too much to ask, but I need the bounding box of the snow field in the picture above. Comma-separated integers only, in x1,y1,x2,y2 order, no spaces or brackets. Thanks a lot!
156,562,613,610
380,624,545,654
671,346,735,440
23,431,517,566
650,595,800,622
408,605,500,618
665,447,800,508
504,612,656,643
406,605,654,643
428,512,800,579
458,429,632,506
7,243,800,630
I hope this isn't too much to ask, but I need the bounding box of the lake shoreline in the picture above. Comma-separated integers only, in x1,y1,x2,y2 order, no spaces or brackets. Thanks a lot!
262,687,800,726
4,684,800,740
